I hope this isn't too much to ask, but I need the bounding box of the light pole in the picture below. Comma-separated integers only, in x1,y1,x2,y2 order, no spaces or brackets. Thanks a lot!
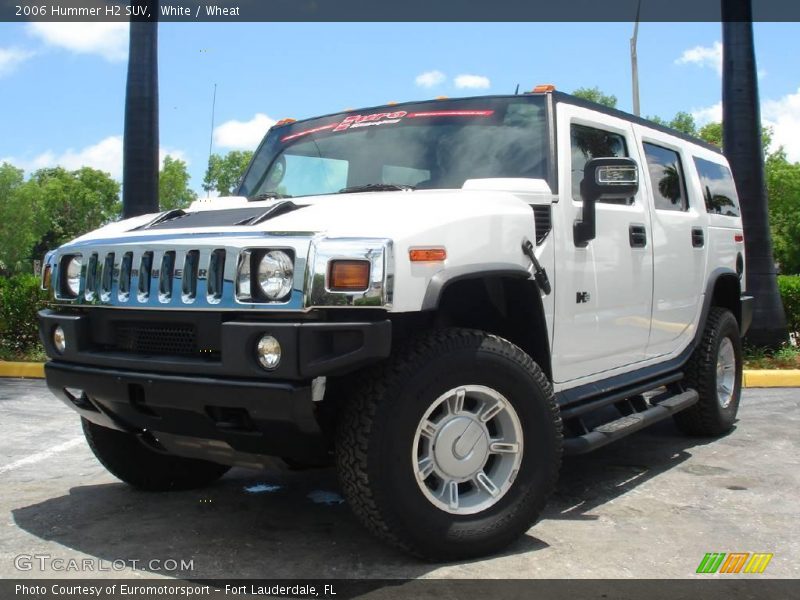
630,0,641,116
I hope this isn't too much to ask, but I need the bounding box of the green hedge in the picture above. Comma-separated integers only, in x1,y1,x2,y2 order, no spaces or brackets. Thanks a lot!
779,275,800,338
0,274,48,359
0,273,797,361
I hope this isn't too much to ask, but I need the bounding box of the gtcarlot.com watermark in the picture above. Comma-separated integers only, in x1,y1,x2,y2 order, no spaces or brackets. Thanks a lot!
14,553,194,573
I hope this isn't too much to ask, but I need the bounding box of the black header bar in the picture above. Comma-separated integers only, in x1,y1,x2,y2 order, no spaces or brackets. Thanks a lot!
2,0,800,23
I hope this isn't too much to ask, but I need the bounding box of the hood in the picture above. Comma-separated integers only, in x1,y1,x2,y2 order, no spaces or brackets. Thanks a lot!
71,180,552,246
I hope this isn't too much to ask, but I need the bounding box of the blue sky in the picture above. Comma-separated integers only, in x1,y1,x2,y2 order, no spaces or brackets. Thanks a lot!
1,21,799,194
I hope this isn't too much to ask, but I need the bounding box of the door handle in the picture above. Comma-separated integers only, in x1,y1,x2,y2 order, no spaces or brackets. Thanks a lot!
629,224,647,248
692,227,705,248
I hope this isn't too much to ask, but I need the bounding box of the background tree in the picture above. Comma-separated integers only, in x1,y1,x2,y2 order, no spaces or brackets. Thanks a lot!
572,87,618,108
765,149,800,275
203,151,254,196
28,167,120,260
0,163,37,274
667,111,697,136
159,156,197,210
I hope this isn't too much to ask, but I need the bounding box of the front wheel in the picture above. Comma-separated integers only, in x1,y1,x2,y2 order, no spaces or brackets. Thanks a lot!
336,328,562,560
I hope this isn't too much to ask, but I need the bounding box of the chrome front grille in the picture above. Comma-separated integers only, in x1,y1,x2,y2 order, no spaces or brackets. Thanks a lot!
68,248,228,307
50,236,310,311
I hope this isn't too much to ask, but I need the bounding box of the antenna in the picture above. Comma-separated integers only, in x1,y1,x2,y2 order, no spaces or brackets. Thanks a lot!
514,83,520,95
207,83,217,198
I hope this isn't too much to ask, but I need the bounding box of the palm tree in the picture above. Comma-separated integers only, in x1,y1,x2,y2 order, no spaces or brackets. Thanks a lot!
122,0,159,218
722,0,788,347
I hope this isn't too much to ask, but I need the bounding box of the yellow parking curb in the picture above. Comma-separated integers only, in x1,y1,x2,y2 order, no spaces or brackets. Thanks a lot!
0,362,799,387
0,362,45,378
742,369,800,388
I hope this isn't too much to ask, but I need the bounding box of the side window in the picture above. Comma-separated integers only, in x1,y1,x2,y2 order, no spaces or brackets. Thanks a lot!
693,157,741,217
571,124,631,205
643,142,688,211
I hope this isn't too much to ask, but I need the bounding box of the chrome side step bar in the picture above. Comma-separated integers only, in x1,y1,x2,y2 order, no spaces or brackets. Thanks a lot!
563,389,699,455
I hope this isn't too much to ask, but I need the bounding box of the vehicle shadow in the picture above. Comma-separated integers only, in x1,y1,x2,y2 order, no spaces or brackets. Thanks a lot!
11,419,724,579
544,419,732,521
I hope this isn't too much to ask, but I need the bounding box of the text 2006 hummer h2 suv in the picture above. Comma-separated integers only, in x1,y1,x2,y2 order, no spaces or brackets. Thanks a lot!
38,87,752,560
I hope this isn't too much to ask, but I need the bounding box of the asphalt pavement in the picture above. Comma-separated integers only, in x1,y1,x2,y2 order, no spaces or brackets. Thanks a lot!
1,379,797,579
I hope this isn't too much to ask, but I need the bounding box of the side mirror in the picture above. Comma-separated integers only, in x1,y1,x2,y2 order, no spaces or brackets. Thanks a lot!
574,157,639,247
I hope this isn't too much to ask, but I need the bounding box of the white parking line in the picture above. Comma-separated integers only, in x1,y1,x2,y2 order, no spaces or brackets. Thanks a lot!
0,437,84,475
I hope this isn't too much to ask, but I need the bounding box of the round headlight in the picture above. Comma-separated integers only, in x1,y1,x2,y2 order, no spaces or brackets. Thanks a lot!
257,251,293,300
65,256,82,297
256,334,281,370
53,326,66,353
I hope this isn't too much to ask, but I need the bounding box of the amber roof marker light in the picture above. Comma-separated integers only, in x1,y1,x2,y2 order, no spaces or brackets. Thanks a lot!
531,84,556,93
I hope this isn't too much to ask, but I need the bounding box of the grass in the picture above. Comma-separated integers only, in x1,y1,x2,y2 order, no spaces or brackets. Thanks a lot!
744,343,800,370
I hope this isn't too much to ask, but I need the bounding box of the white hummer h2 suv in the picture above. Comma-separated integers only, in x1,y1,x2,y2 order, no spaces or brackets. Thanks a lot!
39,88,752,560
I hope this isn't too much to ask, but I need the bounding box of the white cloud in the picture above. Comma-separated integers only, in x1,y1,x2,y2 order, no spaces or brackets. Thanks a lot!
454,74,491,89
213,113,276,150
691,88,800,162
692,101,723,126
2,136,187,180
676,41,723,76
415,70,446,88
676,41,767,80
0,47,35,77
763,87,800,162
27,23,129,62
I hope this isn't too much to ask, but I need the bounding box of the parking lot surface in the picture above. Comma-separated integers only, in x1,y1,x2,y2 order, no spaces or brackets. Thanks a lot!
1,379,797,579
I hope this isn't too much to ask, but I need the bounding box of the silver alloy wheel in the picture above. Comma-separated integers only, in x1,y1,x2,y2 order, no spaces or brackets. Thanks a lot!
412,385,524,515
716,337,736,409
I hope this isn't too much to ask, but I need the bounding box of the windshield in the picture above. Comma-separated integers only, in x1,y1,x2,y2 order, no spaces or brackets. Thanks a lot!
238,96,550,199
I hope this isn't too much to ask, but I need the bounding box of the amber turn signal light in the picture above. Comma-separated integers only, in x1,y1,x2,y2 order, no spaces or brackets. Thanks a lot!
409,248,447,262
329,260,370,291
42,265,52,290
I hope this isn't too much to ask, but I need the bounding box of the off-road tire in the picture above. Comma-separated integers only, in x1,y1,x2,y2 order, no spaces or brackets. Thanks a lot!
336,328,562,561
673,307,743,436
82,418,230,491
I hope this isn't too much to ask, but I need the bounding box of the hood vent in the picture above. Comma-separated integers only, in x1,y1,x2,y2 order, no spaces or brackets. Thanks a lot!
138,202,306,231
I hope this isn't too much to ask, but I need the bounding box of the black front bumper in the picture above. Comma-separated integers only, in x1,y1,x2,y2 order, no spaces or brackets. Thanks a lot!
39,310,392,463
45,361,328,462
38,309,391,379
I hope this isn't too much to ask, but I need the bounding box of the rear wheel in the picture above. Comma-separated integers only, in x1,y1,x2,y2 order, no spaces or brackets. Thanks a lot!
82,419,230,491
336,328,562,560
674,307,743,436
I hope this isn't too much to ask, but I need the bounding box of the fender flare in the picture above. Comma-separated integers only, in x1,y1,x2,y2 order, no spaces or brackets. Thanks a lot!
420,263,531,311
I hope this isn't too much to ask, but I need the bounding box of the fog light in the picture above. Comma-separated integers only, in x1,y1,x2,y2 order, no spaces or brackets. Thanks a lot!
53,326,66,353
256,335,281,370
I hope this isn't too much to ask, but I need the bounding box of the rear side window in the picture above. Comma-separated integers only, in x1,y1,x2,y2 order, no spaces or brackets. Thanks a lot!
571,124,631,205
643,142,688,211
693,157,741,217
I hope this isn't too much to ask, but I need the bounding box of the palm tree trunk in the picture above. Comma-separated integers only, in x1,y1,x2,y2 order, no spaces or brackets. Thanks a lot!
122,0,159,218
722,0,788,347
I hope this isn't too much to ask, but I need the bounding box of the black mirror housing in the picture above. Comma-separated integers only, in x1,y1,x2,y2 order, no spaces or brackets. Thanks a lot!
574,157,639,247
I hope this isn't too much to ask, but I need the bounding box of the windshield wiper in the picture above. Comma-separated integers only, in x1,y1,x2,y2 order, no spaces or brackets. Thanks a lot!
339,183,416,194
247,192,293,202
